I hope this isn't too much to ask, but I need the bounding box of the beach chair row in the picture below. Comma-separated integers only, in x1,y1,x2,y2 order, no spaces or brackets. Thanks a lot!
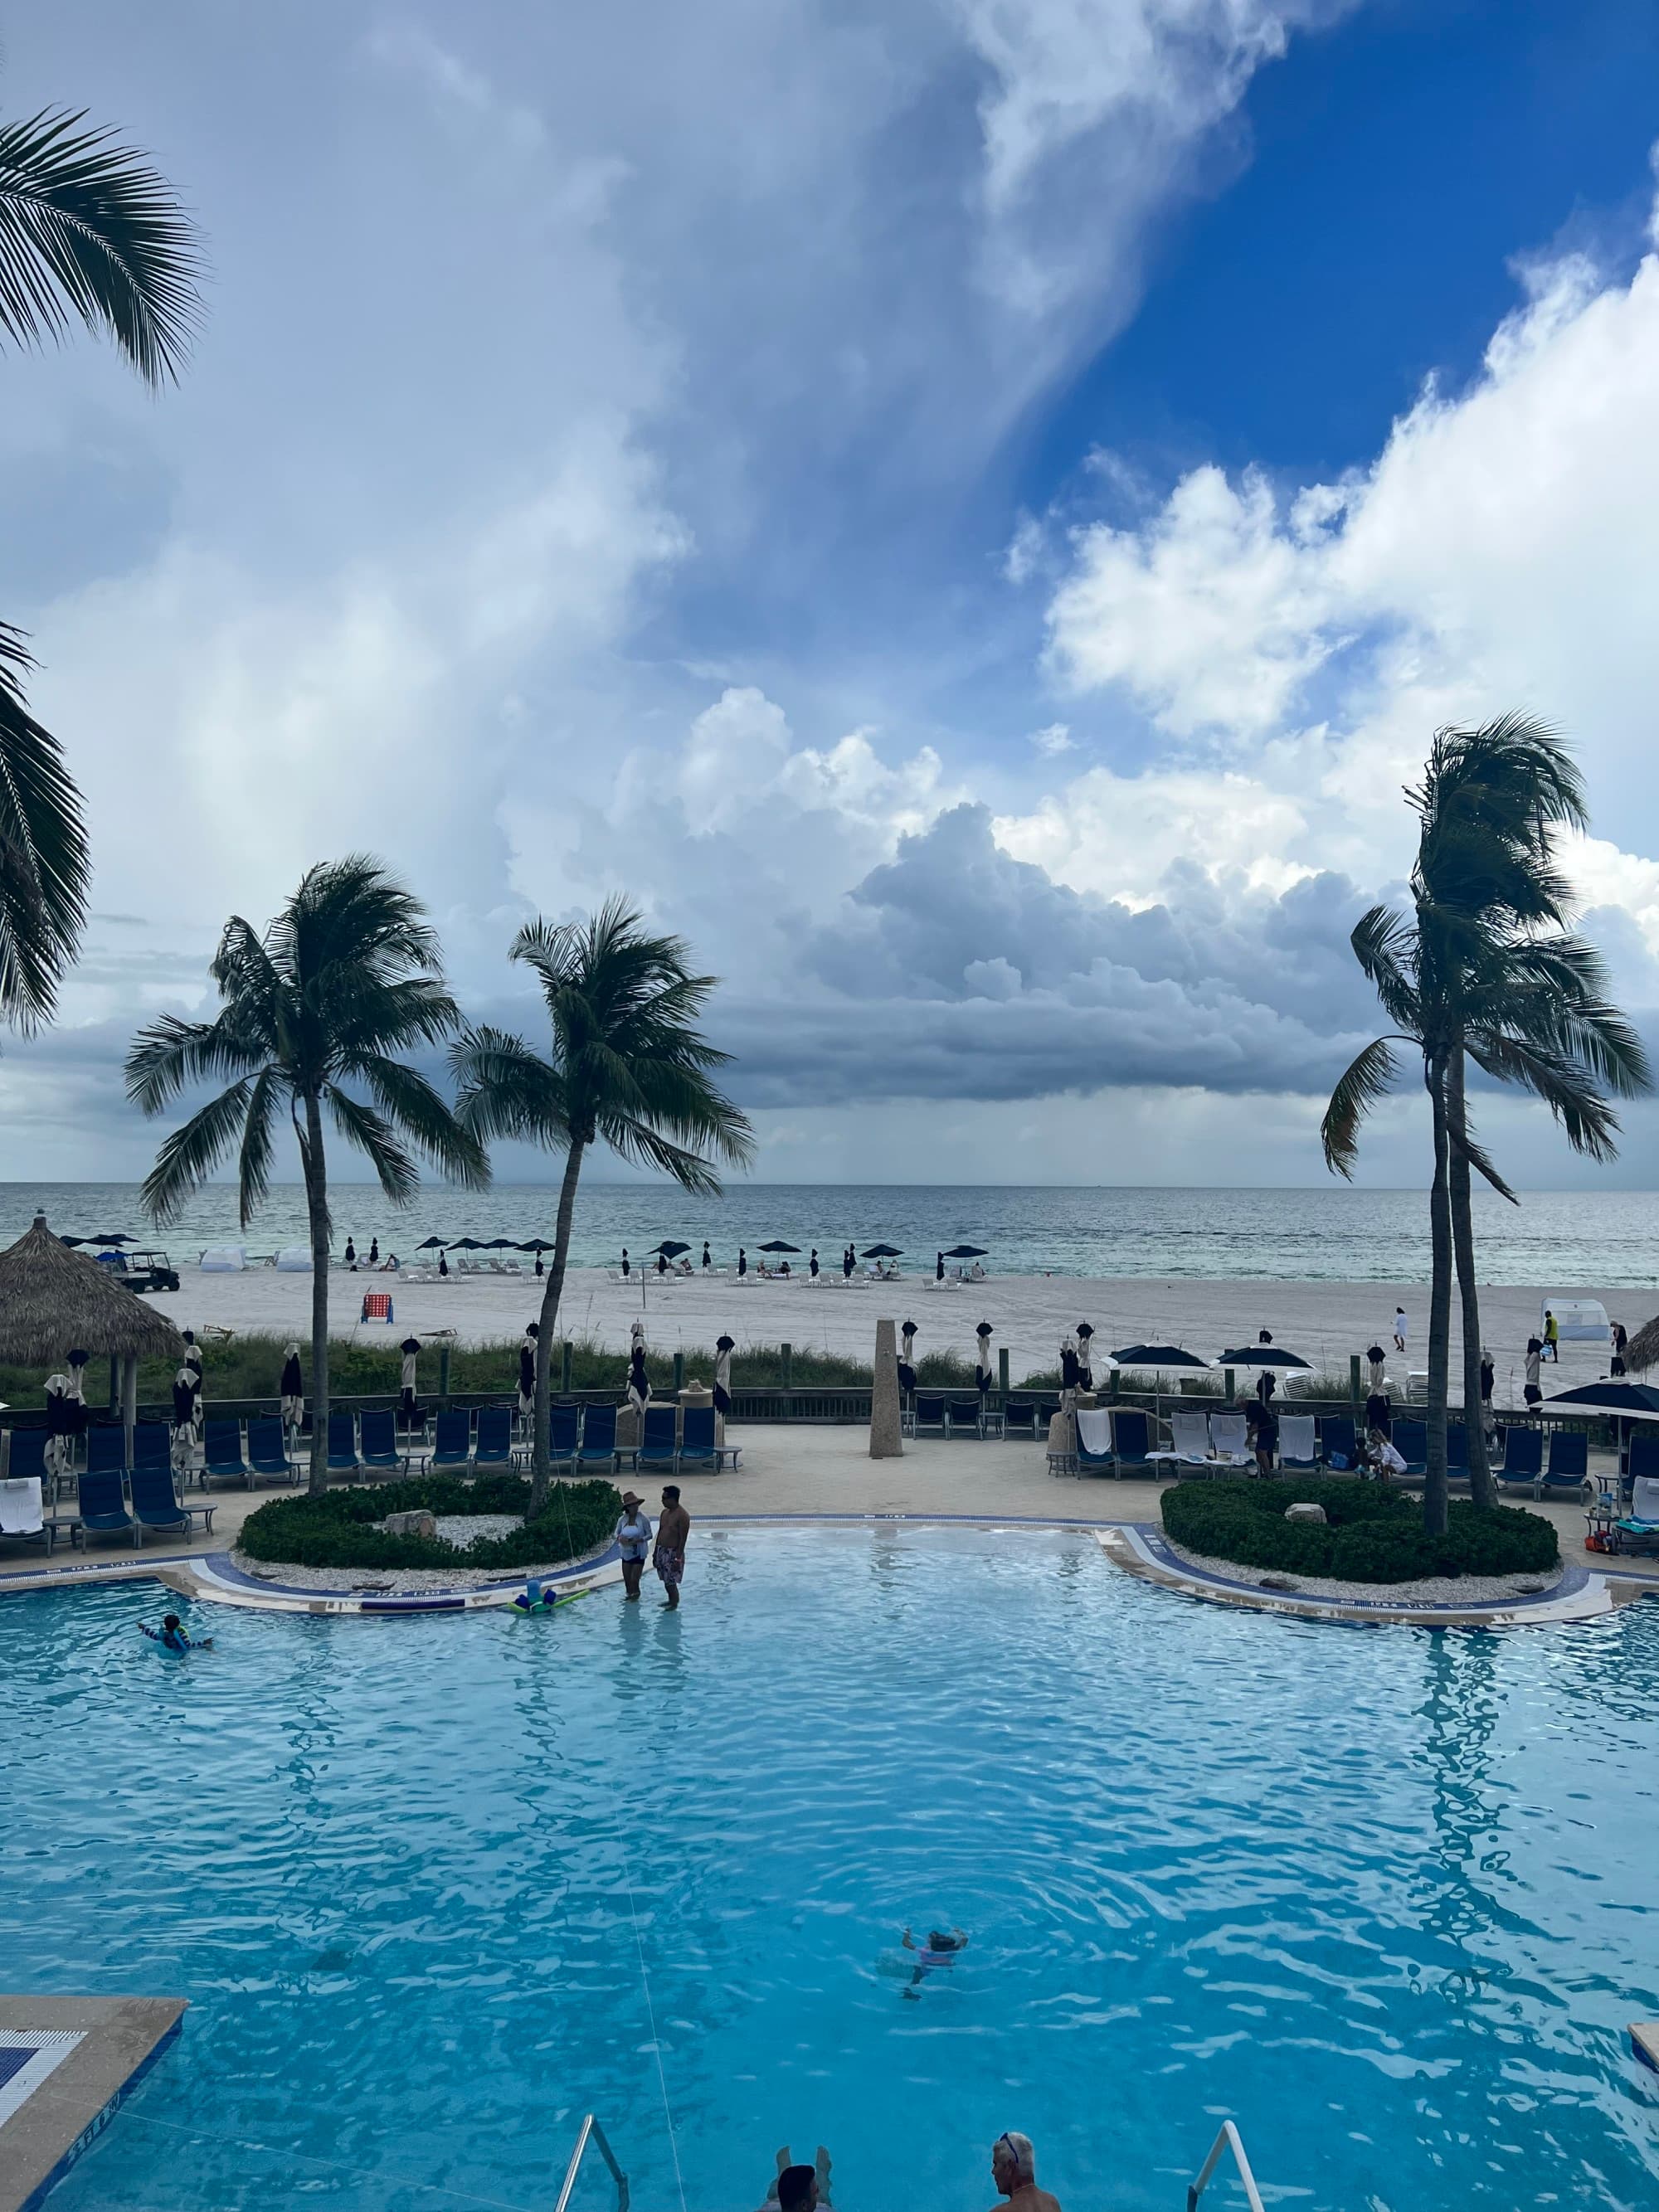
26,1432,218,1548
411,1402,740,1478
902,1393,1005,1440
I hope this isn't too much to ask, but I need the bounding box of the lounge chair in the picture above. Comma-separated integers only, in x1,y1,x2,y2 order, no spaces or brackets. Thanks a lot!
577,1403,622,1471
1494,1427,1544,1495
247,1418,301,1485
638,1405,679,1471
946,1396,983,1439
1627,1430,1659,1495
1541,1430,1589,1501
6,1429,52,1501
1447,1423,1468,1475
326,1412,363,1480
130,1462,216,1544
1392,1421,1428,1477
1149,1409,1214,1470
74,1467,138,1547
547,1406,579,1468
85,1426,127,1479
133,1422,173,1473
201,1419,254,1490
1209,1412,1251,1466
1278,1414,1318,1469
979,1396,1005,1440
1074,1406,1113,1475
1110,1409,1155,1475
1002,1398,1038,1440
424,1409,472,1472
911,1394,947,1439
358,1409,407,1475
1614,1474,1659,1555
678,1404,740,1473
0,1475,51,1554
473,1407,516,1471
1320,1415,1357,1471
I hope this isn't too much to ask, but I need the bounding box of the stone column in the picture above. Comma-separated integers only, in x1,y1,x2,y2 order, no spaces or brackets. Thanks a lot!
870,1318,902,1459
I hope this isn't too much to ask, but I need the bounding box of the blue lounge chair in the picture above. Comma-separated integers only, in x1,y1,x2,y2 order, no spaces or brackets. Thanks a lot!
358,1409,406,1475
638,1405,678,1471
1111,1409,1155,1474
1495,1427,1544,1495
1320,1416,1357,1470
130,1462,215,1544
247,1418,300,1485
201,1419,253,1489
474,1407,515,1471
1627,1430,1659,1490
547,1406,579,1467
75,1467,137,1547
911,1394,947,1439
1447,1423,1468,1475
86,1426,127,1478
134,1422,173,1473
326,1412,363,1480
6,1429,51,1483
677,1404,739,1473
946,1396,983,1439
1074,1407,1112,1475
425,1410,472,1472
577,1403,620,1471
1541,1430,1589,1500
1393,1421,1428,1476
1002,1399,1038,1440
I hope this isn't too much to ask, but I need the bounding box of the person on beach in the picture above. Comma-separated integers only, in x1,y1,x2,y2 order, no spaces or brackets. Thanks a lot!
438,1248,449,1277
1544,1307,1559,1361
368,1237,379,1266
1611,1322,1628,1378
986,2132,1062,2212
656,1250,668,1276
844,1244,855,1280
1524,1337,1543,1407
534,1252,544,1276
615,1490,652,1600
1393,1307,1408,1354
902,1924,967,1998
936,1251,945,1282
654,1485,690,1608
701,1242,713,1271
141,1612,212,1654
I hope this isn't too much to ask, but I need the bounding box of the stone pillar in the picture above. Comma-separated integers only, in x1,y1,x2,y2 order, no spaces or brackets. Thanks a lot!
870,1318,902,1459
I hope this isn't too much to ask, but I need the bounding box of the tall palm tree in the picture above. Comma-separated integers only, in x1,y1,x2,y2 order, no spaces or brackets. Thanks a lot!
1323,720,1648,1530
125,858,489,1492
1,99,201,1028
450,900,755,1510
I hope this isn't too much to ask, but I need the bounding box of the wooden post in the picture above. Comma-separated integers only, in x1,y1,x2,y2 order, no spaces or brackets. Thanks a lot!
121,1354,139,1464
1349,1354,1362,1412
439,1344,451,1409
998,1346,1010,1398
672,1349,684,1395
781,1340,792,1390
561,1339,573,1394
1224,1365,1235,1406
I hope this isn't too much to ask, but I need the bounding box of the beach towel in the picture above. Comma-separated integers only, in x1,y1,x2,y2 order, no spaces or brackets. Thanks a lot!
1076,1408,1112,1456
0,1476,45,1536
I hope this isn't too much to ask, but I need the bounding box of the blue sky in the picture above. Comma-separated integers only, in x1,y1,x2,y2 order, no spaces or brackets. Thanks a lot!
4,0,1659,1189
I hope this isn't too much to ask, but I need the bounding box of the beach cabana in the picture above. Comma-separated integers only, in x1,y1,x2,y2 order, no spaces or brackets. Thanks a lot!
0,1213,183,1460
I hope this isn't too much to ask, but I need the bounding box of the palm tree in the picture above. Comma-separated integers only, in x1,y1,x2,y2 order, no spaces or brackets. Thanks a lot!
1323,719,1649,1530
1,99,201,1028
125,858,489,1492
450,900,754,1510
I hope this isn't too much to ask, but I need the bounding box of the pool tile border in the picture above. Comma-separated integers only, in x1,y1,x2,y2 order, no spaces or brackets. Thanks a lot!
0,1997,186,2212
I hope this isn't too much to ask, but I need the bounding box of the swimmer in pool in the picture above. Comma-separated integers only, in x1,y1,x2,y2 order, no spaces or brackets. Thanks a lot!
901,1924,968,1997
140,1612,212,1653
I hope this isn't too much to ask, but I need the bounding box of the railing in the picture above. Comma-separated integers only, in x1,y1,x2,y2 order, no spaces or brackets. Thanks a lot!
1186,2121,1264,2212
554,2113,629,2212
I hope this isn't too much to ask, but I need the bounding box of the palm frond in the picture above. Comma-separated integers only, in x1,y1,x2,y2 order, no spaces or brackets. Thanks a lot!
139,1078,255,1224
124,1013,271,1112
235,1067,283,1227
337,1049,490,1189
0,623,89,1027
1465,1030,1624,1160
1321,1038,1402,1179
324,1085,418,1205
1350,907,1420,1035
0,107,202,385
449,1025,572,1148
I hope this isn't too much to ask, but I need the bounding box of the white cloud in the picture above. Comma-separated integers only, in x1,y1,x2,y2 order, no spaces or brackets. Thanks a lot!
1029,720,1073,755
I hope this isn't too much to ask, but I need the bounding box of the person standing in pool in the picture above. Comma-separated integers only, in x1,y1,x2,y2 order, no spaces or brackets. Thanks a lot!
901,1924,967,1998
986,2132,1062,2212
654,1485,690,1608
615,1490,653,1601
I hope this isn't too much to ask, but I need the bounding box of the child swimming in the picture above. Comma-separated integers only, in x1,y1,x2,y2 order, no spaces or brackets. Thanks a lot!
139,1612,213,1654
901,1925,968,1998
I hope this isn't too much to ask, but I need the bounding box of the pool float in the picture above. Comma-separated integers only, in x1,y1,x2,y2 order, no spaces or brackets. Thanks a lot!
508,1578,587,1616
140,1615,212,1655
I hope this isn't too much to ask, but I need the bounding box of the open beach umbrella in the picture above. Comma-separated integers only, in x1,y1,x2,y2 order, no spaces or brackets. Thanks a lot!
446,1237,484,1250
87,1232,137,1247
415,1236,447,1251
483,1237,520,1249
861,1243,903,1258
758,1240,800,1253
518,1237,555,1252
1543,1382,1659,1422
1111,1343,1210,1369
943,1244,987,1259
58,1235,85,1247
654,1240,691,1257
1218,1345,1313,1370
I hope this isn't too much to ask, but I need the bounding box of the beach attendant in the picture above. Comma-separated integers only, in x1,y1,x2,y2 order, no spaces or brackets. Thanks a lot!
615,1489,652,1601
713,1334,734,1419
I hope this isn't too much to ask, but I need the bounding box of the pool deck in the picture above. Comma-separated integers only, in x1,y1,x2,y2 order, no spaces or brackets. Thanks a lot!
0,1996,186,2212
3,1425,1656,1626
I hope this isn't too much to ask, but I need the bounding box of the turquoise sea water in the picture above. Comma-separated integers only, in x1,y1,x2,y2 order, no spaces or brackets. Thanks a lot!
3,1182,1657,1283
4,1528,1659,2212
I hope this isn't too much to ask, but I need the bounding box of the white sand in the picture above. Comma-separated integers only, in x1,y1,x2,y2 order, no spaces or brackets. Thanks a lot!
142,1265,1653,1404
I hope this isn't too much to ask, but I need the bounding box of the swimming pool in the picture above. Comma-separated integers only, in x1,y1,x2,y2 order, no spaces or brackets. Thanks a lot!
4,1525,1658,2212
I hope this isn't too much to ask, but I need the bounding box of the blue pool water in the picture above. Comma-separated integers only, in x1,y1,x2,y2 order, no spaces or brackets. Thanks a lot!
4,1529,1659,2211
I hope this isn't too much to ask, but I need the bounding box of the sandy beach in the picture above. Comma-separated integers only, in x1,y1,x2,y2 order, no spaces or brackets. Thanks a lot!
139,1265,1656,1403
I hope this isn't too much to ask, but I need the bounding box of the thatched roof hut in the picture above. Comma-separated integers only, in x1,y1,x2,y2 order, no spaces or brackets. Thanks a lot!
0,1213,183,1368
1624,1315,1659,1375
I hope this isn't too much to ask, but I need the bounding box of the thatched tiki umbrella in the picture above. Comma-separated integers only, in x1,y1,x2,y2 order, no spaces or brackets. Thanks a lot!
1623,1315,1659,1376
0,1213,183,1459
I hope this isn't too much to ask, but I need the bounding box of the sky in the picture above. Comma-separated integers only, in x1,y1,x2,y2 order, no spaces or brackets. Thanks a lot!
4,0,1659,1189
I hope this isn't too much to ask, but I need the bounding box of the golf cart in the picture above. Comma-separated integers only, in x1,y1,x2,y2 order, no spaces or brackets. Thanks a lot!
104,1248,181,1294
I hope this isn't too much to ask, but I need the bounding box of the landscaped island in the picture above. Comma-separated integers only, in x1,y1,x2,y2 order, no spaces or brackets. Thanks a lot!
238,1475,623,1573
1161,1476,1559,1585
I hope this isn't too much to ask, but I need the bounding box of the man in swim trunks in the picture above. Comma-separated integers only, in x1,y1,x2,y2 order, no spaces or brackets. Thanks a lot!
654,1485,690,1609
987,2133,1062,2212
901,1924,967,1998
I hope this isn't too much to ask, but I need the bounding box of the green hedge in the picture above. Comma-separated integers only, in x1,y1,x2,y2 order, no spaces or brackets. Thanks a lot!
1161,1476,1558,1583
238,1475,622,1571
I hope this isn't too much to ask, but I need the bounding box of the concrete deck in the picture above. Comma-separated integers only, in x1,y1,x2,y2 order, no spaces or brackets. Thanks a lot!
0,1996,185,2212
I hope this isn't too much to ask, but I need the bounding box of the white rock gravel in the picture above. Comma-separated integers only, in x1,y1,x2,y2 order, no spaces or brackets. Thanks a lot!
1165,1535,1564,1607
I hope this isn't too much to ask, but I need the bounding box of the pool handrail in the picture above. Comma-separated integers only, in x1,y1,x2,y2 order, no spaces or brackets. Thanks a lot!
1186,2119,1264,2212
555,2112,629,2212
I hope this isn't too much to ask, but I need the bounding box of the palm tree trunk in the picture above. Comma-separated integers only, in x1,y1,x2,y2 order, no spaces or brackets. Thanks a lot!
1424,1052,1453,1537
302,1091,332,1496
530,1139,586,1514
1446,1041,1495,1509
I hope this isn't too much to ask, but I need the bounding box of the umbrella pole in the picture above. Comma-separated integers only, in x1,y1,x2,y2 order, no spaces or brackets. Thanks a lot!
121,1354,139,1466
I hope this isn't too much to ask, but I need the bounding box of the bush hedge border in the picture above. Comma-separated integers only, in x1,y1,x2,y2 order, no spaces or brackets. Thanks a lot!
237,1475,622,1571
1160,1476,1558,1584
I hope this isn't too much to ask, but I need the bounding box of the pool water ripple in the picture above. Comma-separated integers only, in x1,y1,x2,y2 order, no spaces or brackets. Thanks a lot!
3,1524,1659,2212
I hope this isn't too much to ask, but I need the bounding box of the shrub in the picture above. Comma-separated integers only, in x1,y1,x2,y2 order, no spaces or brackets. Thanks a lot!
239,1475,622,1571
1161,1476,1556,1584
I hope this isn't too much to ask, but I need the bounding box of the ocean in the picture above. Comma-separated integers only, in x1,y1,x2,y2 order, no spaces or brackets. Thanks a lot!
2,1183,1654,1286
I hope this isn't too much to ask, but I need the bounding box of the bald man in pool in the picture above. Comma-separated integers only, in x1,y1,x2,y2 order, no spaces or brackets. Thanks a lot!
986,2132,1063,2212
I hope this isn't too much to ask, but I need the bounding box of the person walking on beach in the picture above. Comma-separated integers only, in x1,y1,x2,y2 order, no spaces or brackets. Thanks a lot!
844,1243,855,1280
345,1236,357,1270
654,1485,690,1608
615,1490,652,1601
1544,1307,1560,1361
936,1251,946,1282
1393,1306,1408,1354
986,2132,1062,2212
438,1248,449,1277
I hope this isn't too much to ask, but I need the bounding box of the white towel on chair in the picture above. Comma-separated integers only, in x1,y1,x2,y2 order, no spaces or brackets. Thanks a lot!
1077,1408,1112,1456
0,1476,44,1536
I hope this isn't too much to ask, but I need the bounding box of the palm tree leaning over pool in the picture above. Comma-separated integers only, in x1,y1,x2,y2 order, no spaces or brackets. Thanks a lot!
125,858,489,1493
0,99,200,1031
1322,718,1648,1531
450,901,754,1512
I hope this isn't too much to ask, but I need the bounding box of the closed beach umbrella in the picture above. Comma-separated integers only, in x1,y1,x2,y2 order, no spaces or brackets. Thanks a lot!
1111,1344,1210,1370
1218,1345,1312,1370
713,1334,735,1416
975,1321,994,1395
1076,1322,1095,1388
280,1344,304,1428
